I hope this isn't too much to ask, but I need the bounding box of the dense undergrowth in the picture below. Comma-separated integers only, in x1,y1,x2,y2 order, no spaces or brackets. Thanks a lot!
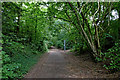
99,40,120,72
1,34,47,79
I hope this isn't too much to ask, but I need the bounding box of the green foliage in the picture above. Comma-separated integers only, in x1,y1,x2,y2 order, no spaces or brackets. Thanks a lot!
2,51,23,79
56,40,64,49
2,49,43,79
96,40,120,72
95,55,103,62
103,41,120,71
43,40,49,52
2,33,45,79
2,2,49,78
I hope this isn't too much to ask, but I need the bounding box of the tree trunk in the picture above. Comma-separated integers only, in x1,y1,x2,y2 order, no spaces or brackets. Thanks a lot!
17,3,22,34
68,2,98,57
35,15,37,41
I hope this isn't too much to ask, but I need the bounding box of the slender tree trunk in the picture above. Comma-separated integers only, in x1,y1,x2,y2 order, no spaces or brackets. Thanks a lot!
68,2,98,57
17,3,22,34
17,12,20,33
35,15,37,41
65,7,90,50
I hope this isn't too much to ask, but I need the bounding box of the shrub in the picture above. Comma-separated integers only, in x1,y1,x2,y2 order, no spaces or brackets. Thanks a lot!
2,51,23,79
103,41,120,71
2,34,45,79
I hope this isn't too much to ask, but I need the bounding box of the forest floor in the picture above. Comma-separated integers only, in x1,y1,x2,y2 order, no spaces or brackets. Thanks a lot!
24,49,119,78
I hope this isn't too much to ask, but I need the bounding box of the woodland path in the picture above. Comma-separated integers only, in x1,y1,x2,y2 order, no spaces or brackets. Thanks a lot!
24,49,69,78
24,49,119,78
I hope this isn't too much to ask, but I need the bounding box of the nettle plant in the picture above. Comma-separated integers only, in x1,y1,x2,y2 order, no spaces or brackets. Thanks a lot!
103,41,120,71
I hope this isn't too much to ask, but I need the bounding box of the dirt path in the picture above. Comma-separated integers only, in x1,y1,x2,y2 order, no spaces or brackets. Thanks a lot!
24,49,119,78
24,49,69,78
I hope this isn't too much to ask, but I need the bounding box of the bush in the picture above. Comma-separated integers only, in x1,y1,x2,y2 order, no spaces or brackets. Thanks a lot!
2,51,23,79
103,41,120,71
92,40,120,72
56,40,63,49
2,34,45,79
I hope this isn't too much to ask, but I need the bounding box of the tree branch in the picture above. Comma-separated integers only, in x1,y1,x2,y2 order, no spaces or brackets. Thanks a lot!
53,16,70,22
